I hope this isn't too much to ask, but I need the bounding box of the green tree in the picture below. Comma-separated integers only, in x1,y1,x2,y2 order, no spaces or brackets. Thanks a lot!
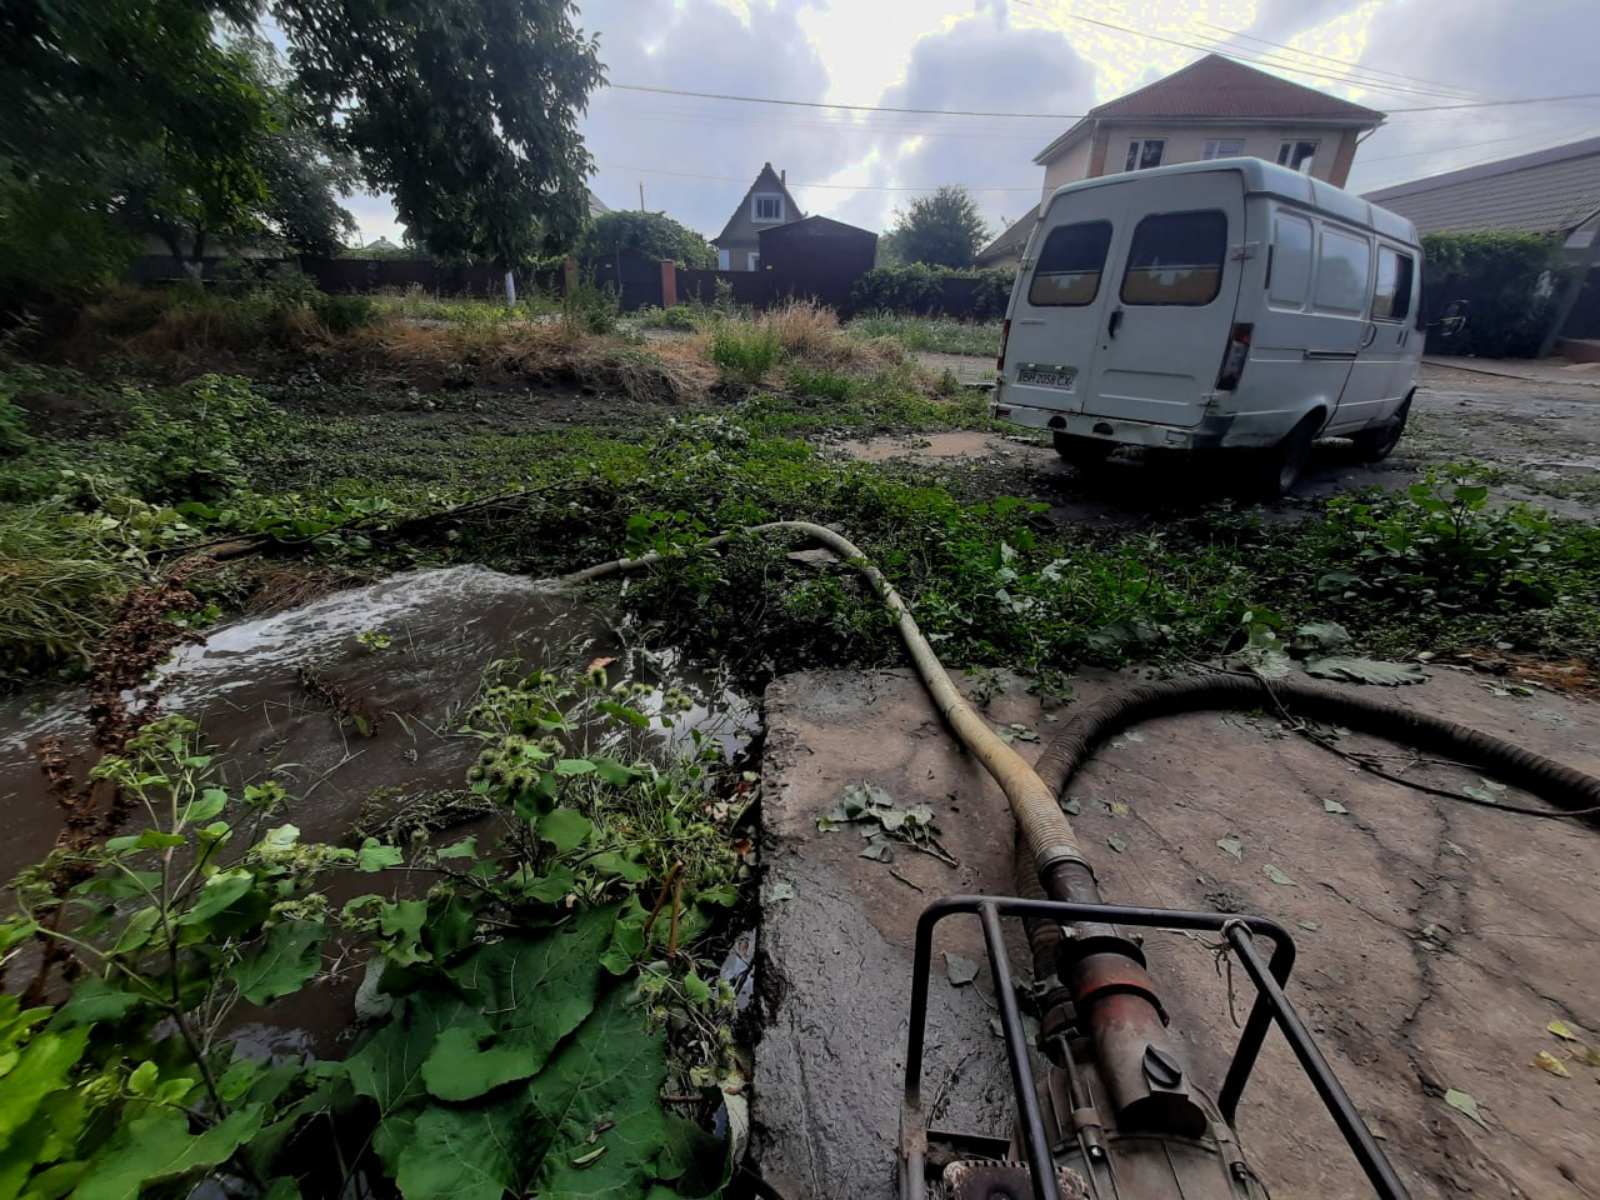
888,185,990,269
277,0,605,289
578,210,716,267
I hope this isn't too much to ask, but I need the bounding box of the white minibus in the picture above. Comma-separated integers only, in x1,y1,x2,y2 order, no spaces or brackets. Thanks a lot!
992,158,1424,495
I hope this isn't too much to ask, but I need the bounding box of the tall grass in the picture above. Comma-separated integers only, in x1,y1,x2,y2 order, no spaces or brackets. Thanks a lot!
709,323,780,382
846,312,1002,358
0,507,132,680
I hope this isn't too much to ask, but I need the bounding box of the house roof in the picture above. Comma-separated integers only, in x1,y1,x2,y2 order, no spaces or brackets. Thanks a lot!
975,208,1040,266
1035,54,1385,165
713,163,804,247
1362,136,1600,237
757,214,876,243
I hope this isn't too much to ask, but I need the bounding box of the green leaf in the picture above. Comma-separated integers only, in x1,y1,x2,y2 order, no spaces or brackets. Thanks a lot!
537,808,593,853
74,1105,264,1200
1216,835,1244,861
520,865,577,904
682,973,711,1006
0,1027,88,1144
127,1063,159,1097
590,756,641,786
58,977,142,1026
230,922,325,1005
1106,833,1128,853
1444,1087,1489,1130
420,908,615,1101
185,789,228,823
1304,656,1426,686
597,701,651,730
380,901,430,966
434,837,478,860
111,908,162,955
1264,864,1297,887
1322,798,1349,815
357,839,404,872
943,953,979,987
587,853,651,884
179,869,255,926
554,758,596,776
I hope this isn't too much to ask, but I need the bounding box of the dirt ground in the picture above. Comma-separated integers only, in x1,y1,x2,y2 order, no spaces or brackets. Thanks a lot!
755,665,1600,1199
848,361,1600,525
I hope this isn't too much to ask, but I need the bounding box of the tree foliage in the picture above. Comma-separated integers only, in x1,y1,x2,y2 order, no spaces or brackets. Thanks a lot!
277,0,606,269
1421,230,1572,358
887,185,990,269
578,210,716,267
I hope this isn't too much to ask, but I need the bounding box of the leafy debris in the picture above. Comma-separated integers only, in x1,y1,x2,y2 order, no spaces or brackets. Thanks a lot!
817,782,957,866
1443,1088,1489,1130
944,952,980,987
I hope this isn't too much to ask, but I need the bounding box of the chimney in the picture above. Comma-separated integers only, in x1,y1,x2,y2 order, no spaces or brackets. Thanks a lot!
781,169,786,185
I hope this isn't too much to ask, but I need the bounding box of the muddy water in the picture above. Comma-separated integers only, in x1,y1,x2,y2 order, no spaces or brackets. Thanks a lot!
0,566,758,887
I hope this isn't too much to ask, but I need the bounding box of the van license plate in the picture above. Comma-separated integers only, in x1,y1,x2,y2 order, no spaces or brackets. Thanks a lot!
1017,364,1077,390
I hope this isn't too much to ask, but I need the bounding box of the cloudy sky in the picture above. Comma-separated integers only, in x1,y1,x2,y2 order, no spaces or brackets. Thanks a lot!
343,0,1600,247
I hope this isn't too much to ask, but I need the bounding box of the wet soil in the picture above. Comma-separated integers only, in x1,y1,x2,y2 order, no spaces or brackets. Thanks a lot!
842,363,1600,526
757,665,1600,1199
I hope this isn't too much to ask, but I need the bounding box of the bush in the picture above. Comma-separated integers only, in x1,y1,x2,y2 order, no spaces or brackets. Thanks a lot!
632,305,701,332
577,210,717,268
1422,231,1571,358
760,299,839,358
311,291,376,334
709,323,779,382
562,276,621,336
847,263,1015,318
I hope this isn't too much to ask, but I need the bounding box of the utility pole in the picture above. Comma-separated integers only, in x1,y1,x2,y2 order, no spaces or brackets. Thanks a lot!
639,182,646,212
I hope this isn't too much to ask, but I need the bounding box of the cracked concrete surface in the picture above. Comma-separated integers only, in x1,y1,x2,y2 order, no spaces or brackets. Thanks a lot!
753,665,1600,1199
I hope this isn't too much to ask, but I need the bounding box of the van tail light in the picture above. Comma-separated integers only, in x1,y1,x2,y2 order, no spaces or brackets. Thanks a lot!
1215,322,1253,391
997,318,1011,372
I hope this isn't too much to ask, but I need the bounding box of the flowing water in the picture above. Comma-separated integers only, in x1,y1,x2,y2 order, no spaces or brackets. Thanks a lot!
0,565,758,894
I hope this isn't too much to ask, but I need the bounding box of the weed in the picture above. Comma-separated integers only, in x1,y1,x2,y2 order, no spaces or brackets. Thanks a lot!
709,321,779,382
562,275,621,337
847,311,1003,358
785,364,855,403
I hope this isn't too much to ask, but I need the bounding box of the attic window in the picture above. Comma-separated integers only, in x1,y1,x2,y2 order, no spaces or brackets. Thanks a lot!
1278,140,1319,174
752,193,784,222
1124,139,1165,172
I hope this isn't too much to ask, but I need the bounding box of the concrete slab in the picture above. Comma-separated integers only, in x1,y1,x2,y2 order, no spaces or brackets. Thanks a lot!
753,665,1600,1199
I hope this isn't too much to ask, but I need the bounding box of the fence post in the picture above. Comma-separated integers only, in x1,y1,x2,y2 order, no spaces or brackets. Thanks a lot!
563,255,578,297
659,259,677,308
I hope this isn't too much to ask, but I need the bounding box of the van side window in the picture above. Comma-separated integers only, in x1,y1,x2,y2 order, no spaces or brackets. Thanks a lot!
1120,210,1226,306
1372,246,1414,322
1027,220,1113,307
1314,227,1371,314
1269,212,1313,307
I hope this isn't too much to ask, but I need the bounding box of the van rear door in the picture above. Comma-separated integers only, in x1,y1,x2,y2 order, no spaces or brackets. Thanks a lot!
1083,171,1246,427
1002,196,1120,415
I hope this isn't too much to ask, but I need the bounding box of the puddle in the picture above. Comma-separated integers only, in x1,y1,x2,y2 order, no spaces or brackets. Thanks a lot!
0,565,759,887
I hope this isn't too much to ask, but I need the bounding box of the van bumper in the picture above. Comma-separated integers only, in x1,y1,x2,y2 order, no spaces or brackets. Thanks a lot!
989,395,1248,450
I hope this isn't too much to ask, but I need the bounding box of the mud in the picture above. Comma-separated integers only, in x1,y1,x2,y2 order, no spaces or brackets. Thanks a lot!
841,363,1600,526
755,665,1600,1199
0,565,757,893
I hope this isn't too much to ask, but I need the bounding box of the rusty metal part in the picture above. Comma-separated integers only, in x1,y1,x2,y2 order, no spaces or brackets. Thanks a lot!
944,1160,1092,1200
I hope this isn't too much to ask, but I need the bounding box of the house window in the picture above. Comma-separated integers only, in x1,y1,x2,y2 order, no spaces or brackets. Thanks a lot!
749,252,760,271
1277,140,1319,174
1120,209,1227,306
1124,139,1166,172
1314,226,1371,314
717,249,730,270
1372,246,1415,322
752,193,784,222
1027,220,1113,307
1202,138,1246,160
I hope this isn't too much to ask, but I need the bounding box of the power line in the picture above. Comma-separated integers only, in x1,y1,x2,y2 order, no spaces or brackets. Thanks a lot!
1354,121,1596,166
599,163,1038,192
1010,1,1488,104
1192,17,1490,101
1385,91,1600,113
606,83,1076,120
1356,130,1600,193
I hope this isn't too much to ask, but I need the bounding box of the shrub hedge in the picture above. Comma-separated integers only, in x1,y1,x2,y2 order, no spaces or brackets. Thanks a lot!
1422,231,1571,358
847,263,1016,319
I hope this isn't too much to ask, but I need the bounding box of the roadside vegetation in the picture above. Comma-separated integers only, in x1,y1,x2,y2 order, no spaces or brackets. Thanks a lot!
4,284,1600,1200
845,312,1002,358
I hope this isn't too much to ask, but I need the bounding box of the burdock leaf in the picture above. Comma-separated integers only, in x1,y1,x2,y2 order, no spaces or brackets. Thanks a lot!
1323,797,1349,815
1264,864,1296,886
1305,656,1426,686
1106,834,1128,853
1216,836,1244,861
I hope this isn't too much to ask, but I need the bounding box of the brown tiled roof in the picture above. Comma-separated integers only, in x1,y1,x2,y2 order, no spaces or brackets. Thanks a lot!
1362,136,1600,237
1036,54,1384,164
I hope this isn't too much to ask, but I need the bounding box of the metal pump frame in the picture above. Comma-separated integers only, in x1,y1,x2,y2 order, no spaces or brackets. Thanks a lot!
899,895,1409,1200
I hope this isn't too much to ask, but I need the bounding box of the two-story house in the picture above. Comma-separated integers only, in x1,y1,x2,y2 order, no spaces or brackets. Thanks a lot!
976,54,1384,267
713,162,803,270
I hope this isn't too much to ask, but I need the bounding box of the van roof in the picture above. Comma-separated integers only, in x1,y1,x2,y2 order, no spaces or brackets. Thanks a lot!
1043,158,1419,246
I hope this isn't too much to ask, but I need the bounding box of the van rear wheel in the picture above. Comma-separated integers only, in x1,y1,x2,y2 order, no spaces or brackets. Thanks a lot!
1254,415,1319,498
1053,432,1114,470
1352,397,1411,462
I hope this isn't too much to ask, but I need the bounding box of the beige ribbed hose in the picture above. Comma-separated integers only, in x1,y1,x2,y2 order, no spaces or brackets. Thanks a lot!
562,520,1086,876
